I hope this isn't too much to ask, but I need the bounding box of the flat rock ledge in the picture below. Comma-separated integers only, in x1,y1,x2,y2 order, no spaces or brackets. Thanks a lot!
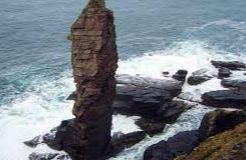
202,90,246,109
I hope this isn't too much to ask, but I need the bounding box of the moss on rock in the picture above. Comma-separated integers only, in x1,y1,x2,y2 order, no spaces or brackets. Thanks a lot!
179,122,246,160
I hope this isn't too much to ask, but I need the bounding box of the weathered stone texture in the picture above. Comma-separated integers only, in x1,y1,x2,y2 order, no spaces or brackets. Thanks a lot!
66,0,118,159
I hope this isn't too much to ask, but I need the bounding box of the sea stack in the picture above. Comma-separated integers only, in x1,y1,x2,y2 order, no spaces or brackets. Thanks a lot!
69,0,118,159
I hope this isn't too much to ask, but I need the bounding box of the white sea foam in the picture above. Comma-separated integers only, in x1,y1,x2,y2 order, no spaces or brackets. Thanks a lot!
0,73,75,160
117,40,246,78
109,105,212,160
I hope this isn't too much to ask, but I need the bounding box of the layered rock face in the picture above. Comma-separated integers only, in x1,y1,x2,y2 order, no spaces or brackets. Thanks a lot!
68,0,118,159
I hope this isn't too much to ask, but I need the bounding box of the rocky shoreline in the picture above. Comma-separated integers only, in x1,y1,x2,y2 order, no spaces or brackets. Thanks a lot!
24,59,246,160
23,0,246,160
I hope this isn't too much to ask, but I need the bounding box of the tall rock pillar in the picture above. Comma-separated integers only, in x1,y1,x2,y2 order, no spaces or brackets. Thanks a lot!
69,0,118,159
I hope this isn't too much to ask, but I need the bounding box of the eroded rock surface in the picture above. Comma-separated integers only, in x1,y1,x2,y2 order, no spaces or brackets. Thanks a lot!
63,0,118,159
135,118,166,136
144,130,199,160
218,67,232,78
202,90,246,109
187,69,212,85
113,75,183,119
172,70,188,82
211,60,246,70
221,79,246,90
198,109,246,141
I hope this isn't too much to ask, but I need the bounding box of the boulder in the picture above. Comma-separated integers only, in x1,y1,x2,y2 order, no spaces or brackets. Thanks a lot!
144,140,174,160
221,79,246,90
108,131,146,157
114,84,171,118
113,75,183,118
166,130,199,156
187,76,211,85
156,101,191,123
211,60,246,70
144,130,199,160
202,90,246,109
187,69,212,85
199,109,246,141
218,67,232,78
162,72,170,75
116,74,183,96
24,135,43,148
43,127,62,151
29,152,58,160
135,118,165,136
172,70,188,82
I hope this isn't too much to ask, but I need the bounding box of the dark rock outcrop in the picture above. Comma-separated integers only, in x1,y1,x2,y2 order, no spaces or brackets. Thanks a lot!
66,91,77,101
144,130,199,160
162,72,170,76
144,141,174,160
187,69,212,85
202,90,246,109
187,76,211,85
29,152,59,160
107,131,146,157
218,67,232,79
24,135,43,148
113,75,183,119
198,109,246,141
62,0,119,159
26,121,145,160
166,130,200,156
172,70,188,82
28,152,70,160
156,101,191,123
135,118,165,136
211,60,246,70
221,79,246,90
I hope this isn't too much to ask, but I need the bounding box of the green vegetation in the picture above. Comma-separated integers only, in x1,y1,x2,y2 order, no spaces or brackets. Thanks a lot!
177,123,246,160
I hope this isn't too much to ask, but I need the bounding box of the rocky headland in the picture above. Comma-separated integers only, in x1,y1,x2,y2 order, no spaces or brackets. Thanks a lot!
24,0,246,160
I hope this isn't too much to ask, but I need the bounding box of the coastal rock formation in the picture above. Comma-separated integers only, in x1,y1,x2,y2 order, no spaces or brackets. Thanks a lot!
218,67,232,78
198,109,246,141
178,123,246,160
221,79,246,90
211,60,246,70
172,70,188,82
107,131,146,157
65,0,118,159
144,130,199,160
202,90,246,109
135,118,166,136
113,74,184,119
187,69,212,85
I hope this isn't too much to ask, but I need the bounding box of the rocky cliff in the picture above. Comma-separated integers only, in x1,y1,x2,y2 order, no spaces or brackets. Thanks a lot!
68,0,118,159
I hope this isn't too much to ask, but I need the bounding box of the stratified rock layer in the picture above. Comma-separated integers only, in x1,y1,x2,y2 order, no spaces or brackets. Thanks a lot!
67,0,118,159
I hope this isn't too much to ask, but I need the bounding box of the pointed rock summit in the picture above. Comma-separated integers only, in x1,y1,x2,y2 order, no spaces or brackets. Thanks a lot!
66,0,118,159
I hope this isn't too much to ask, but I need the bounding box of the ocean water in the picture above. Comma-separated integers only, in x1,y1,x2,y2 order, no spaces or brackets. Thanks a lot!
0,0,246,159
